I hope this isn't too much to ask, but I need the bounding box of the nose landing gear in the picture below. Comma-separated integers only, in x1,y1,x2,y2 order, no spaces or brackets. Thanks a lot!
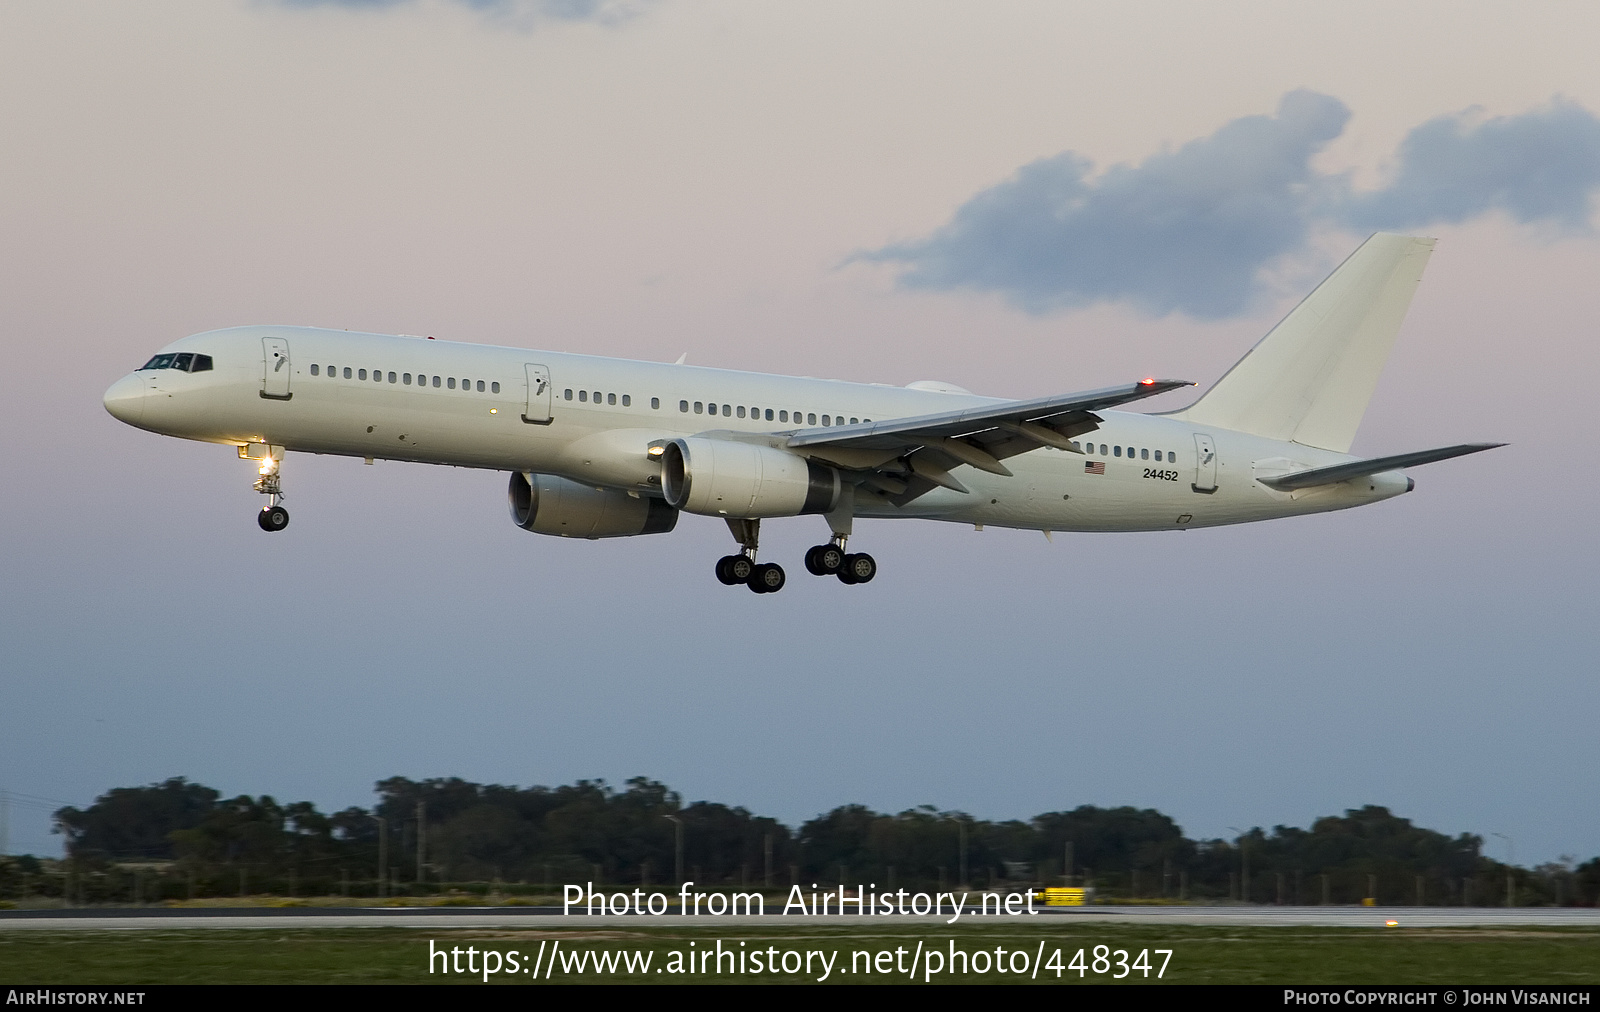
245,444,289,532
258,503,289,531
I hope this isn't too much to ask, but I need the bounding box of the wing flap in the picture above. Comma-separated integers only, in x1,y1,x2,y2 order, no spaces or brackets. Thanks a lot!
785,379,1191,456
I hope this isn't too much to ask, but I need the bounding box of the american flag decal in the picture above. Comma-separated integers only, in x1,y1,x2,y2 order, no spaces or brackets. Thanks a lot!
1085,460,1105,475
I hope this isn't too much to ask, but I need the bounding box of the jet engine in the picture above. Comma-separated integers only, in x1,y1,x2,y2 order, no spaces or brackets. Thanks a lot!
508,472,678,539
660,437,840,518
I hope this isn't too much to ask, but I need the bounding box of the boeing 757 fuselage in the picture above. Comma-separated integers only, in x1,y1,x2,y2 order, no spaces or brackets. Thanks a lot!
103,234,1499,592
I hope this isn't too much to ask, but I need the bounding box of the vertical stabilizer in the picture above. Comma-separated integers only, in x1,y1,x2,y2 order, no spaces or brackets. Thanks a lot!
1173,233,1434,452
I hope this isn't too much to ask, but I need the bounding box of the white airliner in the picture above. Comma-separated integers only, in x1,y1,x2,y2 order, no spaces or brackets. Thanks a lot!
104,233,1498,592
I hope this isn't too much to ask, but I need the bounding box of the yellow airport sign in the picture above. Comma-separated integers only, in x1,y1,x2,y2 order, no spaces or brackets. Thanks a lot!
1042,887,1088,907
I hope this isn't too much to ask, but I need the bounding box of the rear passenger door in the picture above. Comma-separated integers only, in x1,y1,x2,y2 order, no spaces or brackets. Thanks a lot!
1192,433,1217,493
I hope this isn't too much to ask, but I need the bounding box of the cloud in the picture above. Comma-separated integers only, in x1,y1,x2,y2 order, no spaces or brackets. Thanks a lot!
863,94,1600,320
1346,98,1600,232
269,0,653,27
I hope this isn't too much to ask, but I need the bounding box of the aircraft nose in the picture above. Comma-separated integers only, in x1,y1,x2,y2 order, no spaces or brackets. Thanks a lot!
104,373,147,425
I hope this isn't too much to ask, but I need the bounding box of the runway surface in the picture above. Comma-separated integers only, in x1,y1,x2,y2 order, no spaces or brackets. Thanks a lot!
3,906,1598,931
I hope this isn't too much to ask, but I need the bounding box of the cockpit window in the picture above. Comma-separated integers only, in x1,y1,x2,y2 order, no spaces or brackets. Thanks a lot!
139,352,213,372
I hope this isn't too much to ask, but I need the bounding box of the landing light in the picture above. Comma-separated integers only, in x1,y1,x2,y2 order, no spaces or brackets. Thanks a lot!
1385,920,1399,927
1140,377,1155,386
489,408,497,414
648,445,665,457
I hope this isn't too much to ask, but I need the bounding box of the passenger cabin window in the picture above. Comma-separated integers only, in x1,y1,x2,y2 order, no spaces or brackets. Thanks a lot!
608,393,616,405
492,382,500,393
736,406,746,418
404,373,412,384
694,401,703,414
432,376,440,387
621,394,630,406
652,397,661,409
807,413,816,424
389,372,397,383
310,364,319,376
578,389,586,401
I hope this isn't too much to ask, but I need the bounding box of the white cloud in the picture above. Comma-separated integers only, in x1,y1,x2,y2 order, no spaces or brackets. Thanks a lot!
863,93,1600,320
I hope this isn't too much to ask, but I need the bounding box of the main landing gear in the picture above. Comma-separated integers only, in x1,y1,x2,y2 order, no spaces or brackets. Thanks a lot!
713,519,875,593
248,446,289,532
803,537,875,585
717,519,785,594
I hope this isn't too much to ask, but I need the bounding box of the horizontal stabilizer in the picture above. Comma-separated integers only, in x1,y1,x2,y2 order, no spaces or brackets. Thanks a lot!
1258,443,1505,491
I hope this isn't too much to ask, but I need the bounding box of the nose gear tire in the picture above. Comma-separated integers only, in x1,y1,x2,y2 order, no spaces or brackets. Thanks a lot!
258,505,290,532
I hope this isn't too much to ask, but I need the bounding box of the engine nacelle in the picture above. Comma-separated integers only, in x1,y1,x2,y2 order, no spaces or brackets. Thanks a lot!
660,437,840,518
508,472,678,539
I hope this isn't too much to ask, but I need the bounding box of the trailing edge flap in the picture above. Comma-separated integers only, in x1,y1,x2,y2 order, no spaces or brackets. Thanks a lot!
785,380,1191,460
1257,443,1505,491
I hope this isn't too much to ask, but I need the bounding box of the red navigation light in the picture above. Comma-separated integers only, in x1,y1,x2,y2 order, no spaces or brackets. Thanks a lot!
1140,377,1155,386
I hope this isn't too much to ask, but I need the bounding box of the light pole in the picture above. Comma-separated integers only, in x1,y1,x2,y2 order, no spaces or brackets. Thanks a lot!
1229,827,1250,905
371,815,388,899
665,815,684,885
416,801,426,888
957,818,970,889
1492,833,1515,906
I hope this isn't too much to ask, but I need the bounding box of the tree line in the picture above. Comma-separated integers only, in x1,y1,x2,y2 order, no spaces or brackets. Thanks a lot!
1,775,1593,905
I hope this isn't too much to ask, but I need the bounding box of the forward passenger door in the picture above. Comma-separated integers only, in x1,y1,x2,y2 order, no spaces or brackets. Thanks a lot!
261,337,291,400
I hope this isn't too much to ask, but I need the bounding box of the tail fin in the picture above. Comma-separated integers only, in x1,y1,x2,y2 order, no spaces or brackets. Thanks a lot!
1172,233,1435,452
